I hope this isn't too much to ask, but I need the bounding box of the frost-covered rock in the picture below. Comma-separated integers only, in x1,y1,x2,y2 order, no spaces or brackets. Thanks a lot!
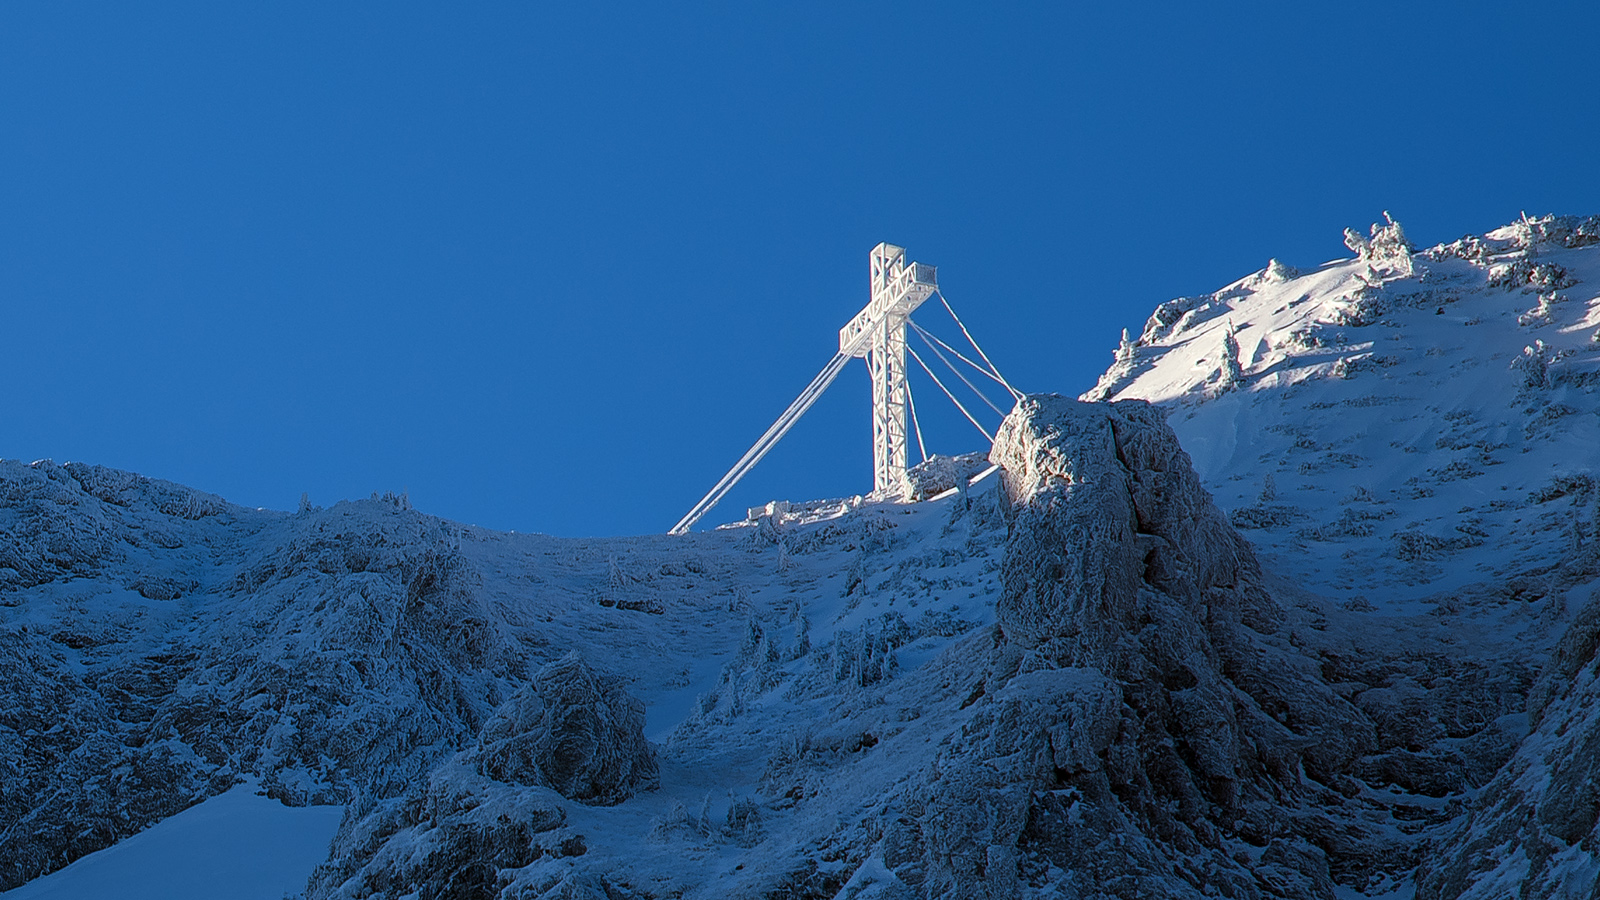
1417,591,1600,899
988,396,1282,650
305,758,572,900
300,653,653,898
0,469,507,889
887,396,1377,898
900,451,991,501
475,652,657,805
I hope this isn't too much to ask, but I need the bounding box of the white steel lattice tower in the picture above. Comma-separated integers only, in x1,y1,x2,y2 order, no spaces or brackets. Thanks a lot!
838,243,938,496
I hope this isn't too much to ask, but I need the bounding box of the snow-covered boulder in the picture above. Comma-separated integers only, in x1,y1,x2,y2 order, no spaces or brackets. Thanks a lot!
305,757,572,900
900,451,991,501
988,396,1279,651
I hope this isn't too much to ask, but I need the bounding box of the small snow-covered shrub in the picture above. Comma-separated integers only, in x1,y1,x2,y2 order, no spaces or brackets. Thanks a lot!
647,799,710,842
724,795,764,846
1343,227,1370,259
1524,402,1579,439
1231,503,1307,530
1429,459,1485,482
1260,257,1299,283
369,490,411,510
1426,233,1493,262
1517,293,1561,327
1330,288,1389,327
1504,212,1600,250
1285,327,1327,351
913,607,974,638
827,614,908,689
1511,340,1553,391
1393,530,1483,562
1300,507,1392,541
1529,474,1595,505
1491,259,1576,293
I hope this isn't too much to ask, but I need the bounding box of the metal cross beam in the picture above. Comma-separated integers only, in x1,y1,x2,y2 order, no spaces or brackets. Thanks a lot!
842,243,937,496
668,243,937,535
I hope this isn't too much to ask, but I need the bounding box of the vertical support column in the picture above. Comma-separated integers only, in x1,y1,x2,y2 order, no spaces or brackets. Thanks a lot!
870,320,910,496
868,244,911,497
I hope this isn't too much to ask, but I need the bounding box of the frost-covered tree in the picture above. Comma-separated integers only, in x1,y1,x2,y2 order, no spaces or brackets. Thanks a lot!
1115,327,1136,363
1344,211,1414,276
1343,227,1371,259
1512,340,1552,391
1370,210,1412,260
1212,325,1244,396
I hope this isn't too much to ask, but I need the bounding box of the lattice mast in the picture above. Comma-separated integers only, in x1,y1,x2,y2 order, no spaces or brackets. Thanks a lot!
839,243,938,496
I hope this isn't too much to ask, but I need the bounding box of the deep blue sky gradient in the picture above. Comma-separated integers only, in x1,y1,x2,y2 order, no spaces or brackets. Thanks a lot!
4,2,1598,535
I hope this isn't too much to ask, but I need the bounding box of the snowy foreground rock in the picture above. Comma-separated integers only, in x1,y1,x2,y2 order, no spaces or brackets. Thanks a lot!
7,213,1600,898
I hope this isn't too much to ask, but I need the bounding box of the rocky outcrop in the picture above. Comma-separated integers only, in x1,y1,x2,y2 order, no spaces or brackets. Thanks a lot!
0,461,508,889
1417,591,1600,899
901,451,991,501
8,369,1594,898
904,396,1378,899
0,628,227,890
305,758,575,900
305,655,655,900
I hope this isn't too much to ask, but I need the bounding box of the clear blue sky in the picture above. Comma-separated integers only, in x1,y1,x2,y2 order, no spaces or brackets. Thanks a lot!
4,2,1598,536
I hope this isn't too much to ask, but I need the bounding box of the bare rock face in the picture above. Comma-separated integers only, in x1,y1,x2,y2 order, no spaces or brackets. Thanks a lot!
906,396,1376,899
475,652,659,806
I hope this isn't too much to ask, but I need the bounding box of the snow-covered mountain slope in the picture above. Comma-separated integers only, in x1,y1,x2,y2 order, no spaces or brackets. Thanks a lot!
1087,213,1600,610
1085,213,1600,899
5,213,1600,900
0,458,1016,897
1,404,1398,900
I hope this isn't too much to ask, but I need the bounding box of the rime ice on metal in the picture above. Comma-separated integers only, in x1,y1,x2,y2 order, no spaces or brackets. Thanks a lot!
669,244,937,535
844,243,938,497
